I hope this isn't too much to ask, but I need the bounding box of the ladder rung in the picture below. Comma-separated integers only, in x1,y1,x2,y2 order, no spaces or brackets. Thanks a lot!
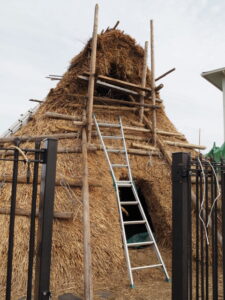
106,149,125,153
131,264,162,271
112,164,128,168
98,123,120,128
127,241,154,247
124,220,146,225
120,201,138,205
116,181,132,187
102,135,123,139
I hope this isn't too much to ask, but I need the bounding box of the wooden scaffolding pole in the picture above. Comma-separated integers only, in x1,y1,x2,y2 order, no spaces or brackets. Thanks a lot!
87,4,99,143
139,41,148,122
82,110,93,300
150,20,157,146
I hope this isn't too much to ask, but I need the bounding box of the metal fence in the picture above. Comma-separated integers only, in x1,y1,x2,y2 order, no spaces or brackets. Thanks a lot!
0,139,57,300
172,152,225,300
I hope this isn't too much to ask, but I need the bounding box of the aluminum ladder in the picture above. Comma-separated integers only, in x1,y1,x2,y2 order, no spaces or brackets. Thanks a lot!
94,115,170,287
1,103,41,138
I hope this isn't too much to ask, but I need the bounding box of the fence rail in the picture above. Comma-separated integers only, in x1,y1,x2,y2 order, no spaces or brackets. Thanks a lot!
172,152,225,300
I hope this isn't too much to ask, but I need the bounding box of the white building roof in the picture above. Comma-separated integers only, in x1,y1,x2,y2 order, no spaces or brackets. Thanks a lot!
201,67,225,91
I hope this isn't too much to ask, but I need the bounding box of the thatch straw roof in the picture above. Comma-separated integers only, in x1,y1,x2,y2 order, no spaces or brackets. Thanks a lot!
0,29,195,299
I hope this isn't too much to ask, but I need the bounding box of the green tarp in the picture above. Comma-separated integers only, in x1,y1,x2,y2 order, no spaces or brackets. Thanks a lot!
127,232,150,246
206,142,225,162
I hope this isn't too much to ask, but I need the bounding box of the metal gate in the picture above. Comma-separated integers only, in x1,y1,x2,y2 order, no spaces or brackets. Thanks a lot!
172,152,225,300
0,139,57,300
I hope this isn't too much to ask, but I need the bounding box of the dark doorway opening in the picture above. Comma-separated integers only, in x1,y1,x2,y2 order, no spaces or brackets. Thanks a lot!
119,185,155,241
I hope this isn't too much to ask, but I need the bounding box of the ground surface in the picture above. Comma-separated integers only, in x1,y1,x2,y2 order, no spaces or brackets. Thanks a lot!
53,248,172,300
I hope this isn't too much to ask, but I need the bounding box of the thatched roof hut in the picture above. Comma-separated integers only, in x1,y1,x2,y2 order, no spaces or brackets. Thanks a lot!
0,29,198,299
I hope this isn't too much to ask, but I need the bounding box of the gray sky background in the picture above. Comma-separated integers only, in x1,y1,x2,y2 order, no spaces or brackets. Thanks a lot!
0,0,225,152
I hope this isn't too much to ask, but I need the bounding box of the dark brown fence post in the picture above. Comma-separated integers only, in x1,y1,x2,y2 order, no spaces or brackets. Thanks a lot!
34,138,57,300
172,152,192,300
6,147,19,300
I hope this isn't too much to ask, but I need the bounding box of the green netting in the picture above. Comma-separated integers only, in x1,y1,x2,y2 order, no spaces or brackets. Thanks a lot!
127,232,150,244
206,142,225,162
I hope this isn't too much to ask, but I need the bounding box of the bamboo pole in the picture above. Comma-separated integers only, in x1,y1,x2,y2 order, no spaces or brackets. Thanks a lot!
140,41,148,122
155,83,164,92
82,109,93,300
78,75,140,96
29,99,44,103
44,112,81,121
93,104,150,112
83,72,152,93
0,128,184,144
131,142,158,151
0,175,101,188
58,145,160,156
155,68,176,81
65,92,163,104
87,4,99,143
130,121,145,128
0,133,79,144
93,95,160,108
90,144,160,156
0,207,73,219
150,20,157,146
150,21,157,144
164,141,206,150
112,20,120,30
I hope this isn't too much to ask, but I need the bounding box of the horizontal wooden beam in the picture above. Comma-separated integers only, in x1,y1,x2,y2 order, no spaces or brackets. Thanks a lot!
78,75,139,96
44,112,81,121
93,96,160,108
57,144,160,156
131,142,158,151
90,143,160,156
0,207,73,220
93,105,150,112
0,127,184,144
130,121,145,127
164,140,206,150
0,175,101,187
83,72,153,93
0,132,79,143
64,92,163,104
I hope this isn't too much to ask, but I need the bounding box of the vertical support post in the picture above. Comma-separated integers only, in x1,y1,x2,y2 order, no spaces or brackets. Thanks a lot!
222,77,225,142
150,20,157,146
172,152,192,300
87,4,99,143
139,41,148,123
221,162,225,300
34,139,57,300
82,110,93,300
6,147,19,300
27,142,40,300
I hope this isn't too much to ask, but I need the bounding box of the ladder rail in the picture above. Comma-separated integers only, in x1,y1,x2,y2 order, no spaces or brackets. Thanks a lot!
1,103,41,138
93,115,117,184
115,185,134,286
119,117,133,182
131,183,170,280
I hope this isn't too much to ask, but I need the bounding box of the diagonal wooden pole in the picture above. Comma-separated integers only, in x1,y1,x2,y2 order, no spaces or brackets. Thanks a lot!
150,20,157,146
139,41,148,123
87,4,99,143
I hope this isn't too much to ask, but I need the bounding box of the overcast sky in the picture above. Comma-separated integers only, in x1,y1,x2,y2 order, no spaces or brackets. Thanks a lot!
1,0,225,152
